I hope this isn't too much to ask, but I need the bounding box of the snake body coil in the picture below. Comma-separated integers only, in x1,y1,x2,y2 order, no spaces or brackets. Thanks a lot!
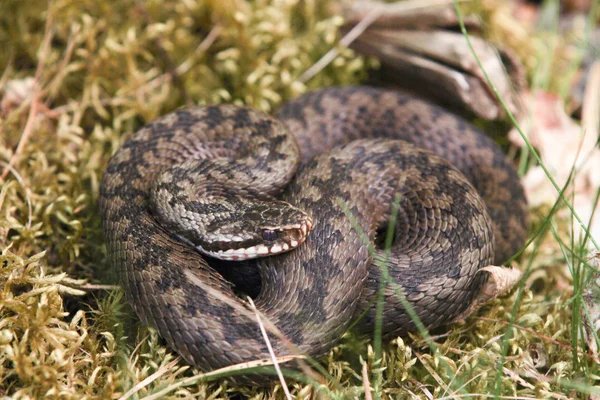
99,87,528,373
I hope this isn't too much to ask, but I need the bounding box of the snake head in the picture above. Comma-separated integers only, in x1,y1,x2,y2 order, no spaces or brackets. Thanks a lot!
150,180,313,261
193,200,313,261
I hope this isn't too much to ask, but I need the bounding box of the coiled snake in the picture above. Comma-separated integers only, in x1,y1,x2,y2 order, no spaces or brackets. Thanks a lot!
99,86,528,374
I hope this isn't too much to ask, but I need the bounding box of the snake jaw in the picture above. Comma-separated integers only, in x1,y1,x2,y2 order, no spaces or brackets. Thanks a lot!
204,217,313,261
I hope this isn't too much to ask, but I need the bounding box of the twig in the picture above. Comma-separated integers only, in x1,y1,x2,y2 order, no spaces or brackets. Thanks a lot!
79,283,121,291
134,0,192,106
1,1,54,180
135,24,223,101
298,0,458,83
298,5,384,83
138,355,306,400
39,23,80,101
128,333,151,367
119,358,182,400
1,90,41,182
176,24,223,76
476,316,599,361
414,351,452,395
446,371,490,399
182,267,326,385
52,25,222,116
0,52,15,92
409,379,434,399
361,361,373,400
502,367,536,390
248,296,292,399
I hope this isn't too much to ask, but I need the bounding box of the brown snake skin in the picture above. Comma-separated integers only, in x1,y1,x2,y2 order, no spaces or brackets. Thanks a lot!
99,86,529,375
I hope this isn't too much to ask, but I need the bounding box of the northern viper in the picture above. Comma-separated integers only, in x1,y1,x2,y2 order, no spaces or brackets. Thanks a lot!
99,86,528,374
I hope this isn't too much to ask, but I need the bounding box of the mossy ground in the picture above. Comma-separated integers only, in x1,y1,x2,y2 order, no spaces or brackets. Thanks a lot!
1,0,598,398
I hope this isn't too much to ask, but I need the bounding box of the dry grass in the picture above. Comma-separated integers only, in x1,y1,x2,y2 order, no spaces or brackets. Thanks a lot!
0,0,598,398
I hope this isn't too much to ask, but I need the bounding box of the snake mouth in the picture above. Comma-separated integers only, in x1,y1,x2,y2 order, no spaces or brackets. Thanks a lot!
208,218,313,261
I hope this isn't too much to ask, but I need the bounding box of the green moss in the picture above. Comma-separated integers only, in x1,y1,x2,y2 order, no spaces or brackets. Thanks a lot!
0,0,595,398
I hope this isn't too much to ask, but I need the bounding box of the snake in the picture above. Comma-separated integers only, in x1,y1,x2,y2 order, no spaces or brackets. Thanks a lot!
99,86,528,375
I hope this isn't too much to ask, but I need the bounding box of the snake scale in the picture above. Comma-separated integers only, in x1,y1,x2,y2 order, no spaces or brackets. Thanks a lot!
99,86,528,375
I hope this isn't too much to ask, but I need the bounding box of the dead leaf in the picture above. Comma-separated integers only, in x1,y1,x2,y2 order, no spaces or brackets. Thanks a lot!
454,265,522,322
341,0,524,120
508,68,600,245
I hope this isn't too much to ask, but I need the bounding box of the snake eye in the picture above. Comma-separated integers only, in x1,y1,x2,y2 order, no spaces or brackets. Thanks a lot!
261,229,278,242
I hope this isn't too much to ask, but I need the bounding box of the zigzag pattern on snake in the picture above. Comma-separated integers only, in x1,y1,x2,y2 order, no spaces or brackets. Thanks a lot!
99,86,528,374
